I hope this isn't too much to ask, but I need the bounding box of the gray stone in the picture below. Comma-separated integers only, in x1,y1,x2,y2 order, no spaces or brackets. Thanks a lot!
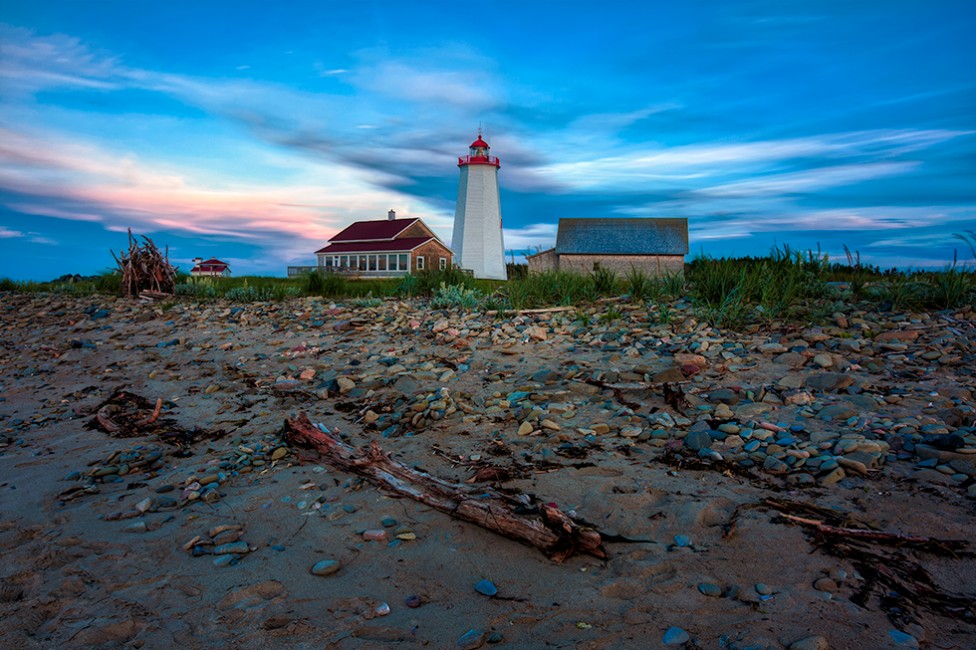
805,373,854,392
709,388,740,405
763,455,789,474
684,430,712,451
653,367,686,383
214,541,250,555
735,403,774,418
774,352,808,368
819,403,857,421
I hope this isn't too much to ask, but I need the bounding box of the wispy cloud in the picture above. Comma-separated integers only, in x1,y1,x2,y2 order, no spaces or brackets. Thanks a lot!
697,162,919,197
502,222,559,251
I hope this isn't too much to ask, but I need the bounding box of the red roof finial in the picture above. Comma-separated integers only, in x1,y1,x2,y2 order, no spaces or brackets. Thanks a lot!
470,128,489,150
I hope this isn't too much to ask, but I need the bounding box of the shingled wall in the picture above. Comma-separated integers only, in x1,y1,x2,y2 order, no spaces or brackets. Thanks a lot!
557,254,685,276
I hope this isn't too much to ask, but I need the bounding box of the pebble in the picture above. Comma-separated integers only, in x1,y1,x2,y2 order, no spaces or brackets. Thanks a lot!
789,636,829,650
663,626,690,645
214,541,250,555
456,628,487,650
404,594,422,608
310,559,341,576
673,534,692,547
474,579,498,596
887,630,919,649
813,577,837,593
697,582,722,597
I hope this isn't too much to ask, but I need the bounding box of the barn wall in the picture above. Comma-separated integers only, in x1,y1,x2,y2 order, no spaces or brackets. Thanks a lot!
558,254,685,276
526,249,558,274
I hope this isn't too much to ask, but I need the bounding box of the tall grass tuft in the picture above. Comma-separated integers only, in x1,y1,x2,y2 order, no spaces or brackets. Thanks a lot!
625,267,651,302
590,265,617,296
924,262,974,310
304,271,348,297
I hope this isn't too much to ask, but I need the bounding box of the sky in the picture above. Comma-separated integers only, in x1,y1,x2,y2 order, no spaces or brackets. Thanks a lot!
1,0,974,280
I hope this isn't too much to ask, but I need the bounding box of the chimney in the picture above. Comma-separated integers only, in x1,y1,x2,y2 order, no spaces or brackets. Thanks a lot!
388,210,396,221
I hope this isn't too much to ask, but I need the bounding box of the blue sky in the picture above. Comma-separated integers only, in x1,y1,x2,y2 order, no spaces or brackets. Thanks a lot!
1,1,974,280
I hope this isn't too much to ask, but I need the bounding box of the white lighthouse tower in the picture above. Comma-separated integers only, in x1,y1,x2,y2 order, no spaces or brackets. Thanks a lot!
452,131,507,280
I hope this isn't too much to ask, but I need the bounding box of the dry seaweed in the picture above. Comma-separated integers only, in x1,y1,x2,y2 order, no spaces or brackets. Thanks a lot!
85,388,227,446
761,497,974,624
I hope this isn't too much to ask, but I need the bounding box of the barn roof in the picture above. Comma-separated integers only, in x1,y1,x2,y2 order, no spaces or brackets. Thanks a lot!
555,218,689,256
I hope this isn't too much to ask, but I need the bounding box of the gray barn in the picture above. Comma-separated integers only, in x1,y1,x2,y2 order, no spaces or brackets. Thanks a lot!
526,218,689,276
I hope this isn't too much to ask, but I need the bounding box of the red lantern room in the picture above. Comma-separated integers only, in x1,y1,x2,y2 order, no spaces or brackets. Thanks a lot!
458,130,500,168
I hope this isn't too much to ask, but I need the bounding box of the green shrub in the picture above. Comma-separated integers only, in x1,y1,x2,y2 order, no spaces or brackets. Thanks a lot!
430,283,484,310
351,292,383,308
94,272,122,294
175,282,217,300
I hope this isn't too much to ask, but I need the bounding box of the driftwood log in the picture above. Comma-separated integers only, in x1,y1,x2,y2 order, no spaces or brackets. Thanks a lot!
283,413,606,562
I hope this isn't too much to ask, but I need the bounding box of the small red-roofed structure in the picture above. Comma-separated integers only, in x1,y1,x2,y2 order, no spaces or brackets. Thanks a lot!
190,257,231,277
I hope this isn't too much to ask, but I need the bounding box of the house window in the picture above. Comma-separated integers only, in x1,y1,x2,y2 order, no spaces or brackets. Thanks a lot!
415,255,425,271
324,257,333,268
340,255,348,268
439,257,447,270
388,254,399,271
368,255,377,271
359,255,367,270
378,255,387,271
399,254,408,270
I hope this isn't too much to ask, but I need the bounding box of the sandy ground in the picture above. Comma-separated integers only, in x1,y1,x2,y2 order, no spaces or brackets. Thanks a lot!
0,292,974,649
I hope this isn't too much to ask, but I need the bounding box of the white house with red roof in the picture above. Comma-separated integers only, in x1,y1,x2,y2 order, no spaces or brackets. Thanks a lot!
302,210,454,278
190,257,231,277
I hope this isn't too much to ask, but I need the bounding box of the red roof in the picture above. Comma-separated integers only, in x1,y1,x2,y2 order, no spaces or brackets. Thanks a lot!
316,237,434,254
470,136,490,149
191,258,229,271
329,218,420,242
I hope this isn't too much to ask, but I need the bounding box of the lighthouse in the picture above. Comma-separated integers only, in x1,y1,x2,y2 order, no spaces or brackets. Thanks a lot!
452,131,507,280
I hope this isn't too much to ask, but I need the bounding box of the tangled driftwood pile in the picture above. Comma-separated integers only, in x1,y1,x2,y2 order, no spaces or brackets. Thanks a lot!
112,229,177,297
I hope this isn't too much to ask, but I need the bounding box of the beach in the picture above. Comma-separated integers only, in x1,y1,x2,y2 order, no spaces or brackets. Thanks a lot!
1,292,973,649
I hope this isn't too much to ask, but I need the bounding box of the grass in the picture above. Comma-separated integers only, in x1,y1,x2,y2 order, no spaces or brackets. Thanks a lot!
5,242,973,326
686,246,833,327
